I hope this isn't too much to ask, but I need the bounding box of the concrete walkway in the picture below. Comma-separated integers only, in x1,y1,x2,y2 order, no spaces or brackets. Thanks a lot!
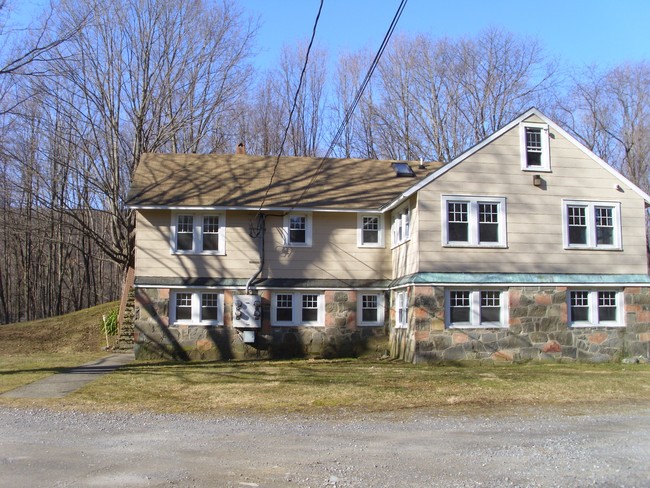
1,353,135,399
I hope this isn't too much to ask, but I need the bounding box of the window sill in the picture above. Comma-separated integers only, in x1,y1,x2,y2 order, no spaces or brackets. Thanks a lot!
358,322,383,327
564,246,622,251
271,323,324,327
171,322,224,327
358,243,385,249
521,167,552,173
570,323,624,328
443,243,508,249
448,324,508,329
171,250,226,256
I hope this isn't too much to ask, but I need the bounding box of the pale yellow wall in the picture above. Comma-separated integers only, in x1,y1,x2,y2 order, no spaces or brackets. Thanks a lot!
416,116,649,275
135,210,259,278
264,212,392,280
135,210,392,280
391,195,420,278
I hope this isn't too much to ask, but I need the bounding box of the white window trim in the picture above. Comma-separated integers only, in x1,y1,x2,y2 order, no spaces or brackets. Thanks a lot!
283,212,313,247
520,122,551,172
445,289,509,329
271,292,324,326
568,289,624,328
391,203,411,248
169,290,224,326
357,292,385,326
395,290,408,329
170,212,226,255
441,195,507,248
562,200,622,250
357,214,385,248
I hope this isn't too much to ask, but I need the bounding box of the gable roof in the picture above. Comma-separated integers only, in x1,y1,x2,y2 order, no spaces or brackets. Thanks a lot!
127,154,442,212
383,107,650,211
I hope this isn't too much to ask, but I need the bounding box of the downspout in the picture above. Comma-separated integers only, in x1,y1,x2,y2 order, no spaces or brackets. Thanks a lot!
246,213,266,294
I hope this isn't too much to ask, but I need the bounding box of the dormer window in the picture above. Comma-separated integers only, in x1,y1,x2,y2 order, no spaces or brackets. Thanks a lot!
520,122,550,171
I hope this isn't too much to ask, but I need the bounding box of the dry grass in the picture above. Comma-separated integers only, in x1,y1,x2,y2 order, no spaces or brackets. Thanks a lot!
1,303,650,415
0,302,118,354
45,358,650,415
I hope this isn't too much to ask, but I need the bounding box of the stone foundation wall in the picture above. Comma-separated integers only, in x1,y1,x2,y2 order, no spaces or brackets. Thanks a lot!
133,288,387,361
391,286,650,364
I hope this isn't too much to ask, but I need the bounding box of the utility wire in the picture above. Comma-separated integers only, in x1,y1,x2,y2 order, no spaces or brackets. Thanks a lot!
289,0,408,212
257,0,324,212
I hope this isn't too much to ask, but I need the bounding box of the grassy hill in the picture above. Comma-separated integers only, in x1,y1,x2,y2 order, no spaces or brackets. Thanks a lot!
0,302,119,355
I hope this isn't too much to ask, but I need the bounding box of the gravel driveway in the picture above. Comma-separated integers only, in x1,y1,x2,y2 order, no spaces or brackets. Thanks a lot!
1,405,649,487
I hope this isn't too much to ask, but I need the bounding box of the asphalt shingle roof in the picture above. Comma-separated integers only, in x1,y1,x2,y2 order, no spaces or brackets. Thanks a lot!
127,153,442,210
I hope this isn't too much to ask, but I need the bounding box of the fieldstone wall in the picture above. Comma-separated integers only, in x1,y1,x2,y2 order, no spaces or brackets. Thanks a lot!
133,288,387,361
391,286,650,364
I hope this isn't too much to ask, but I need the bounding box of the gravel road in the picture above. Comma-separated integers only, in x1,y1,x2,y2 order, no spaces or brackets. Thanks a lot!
1,405,649,488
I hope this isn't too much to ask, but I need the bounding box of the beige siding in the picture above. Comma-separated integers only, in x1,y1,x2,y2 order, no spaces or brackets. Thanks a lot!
391,195,419,279
135,210,392,280
264,212,392,280
135,210,259,278
416,117,649,275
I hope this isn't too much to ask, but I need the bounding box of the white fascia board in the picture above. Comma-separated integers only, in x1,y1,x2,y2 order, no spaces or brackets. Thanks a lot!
533,112,650,205
382,107,650,213
382,109,539,213
129,205,383,214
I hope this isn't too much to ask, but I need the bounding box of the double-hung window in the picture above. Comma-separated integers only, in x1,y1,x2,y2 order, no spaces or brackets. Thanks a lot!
563,201,621,250
569,290,622,327
170,290,224,325
283,213,312,247
446,290,507,328
442,196,507,247
395,290,408,328
171,212,226,254
358,214,384,247
358,292,385,326
391,204,411,247
271,292,323,326
520,122,550,171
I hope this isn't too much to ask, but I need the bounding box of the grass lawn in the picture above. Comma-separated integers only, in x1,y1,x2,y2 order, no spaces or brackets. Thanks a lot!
3,356,650,415
1,303,650,415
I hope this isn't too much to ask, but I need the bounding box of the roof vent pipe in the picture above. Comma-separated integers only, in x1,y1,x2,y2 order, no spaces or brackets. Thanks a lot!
419,157,425,169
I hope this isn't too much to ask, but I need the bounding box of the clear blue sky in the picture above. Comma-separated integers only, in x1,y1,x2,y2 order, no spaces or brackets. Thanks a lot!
9,0,650,69
240,0,649,69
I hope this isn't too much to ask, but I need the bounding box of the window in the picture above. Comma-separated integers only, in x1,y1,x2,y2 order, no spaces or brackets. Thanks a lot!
170,291,224,325
442,196,507,247
272,292,323,326
563,201,621,250
357,214,384,247
520,122,550,171
395,290,408,328
358,292,385,326
446,290,507,328
391,204,411,247
171,212,226,254
283,213,312,247
569,290,622,327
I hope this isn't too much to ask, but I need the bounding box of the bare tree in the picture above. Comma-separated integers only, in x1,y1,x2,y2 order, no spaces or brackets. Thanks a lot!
557,62,650,193
337,29,558,162
26,0,255,271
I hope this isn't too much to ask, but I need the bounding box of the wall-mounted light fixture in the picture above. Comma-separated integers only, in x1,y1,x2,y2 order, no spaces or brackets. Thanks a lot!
533,174,542,187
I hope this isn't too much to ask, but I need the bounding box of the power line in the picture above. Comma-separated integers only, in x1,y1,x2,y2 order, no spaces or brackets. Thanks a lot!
289,0,408,212
258,0,324,212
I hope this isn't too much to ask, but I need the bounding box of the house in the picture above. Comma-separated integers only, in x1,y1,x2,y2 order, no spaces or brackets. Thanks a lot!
126,108,650,362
